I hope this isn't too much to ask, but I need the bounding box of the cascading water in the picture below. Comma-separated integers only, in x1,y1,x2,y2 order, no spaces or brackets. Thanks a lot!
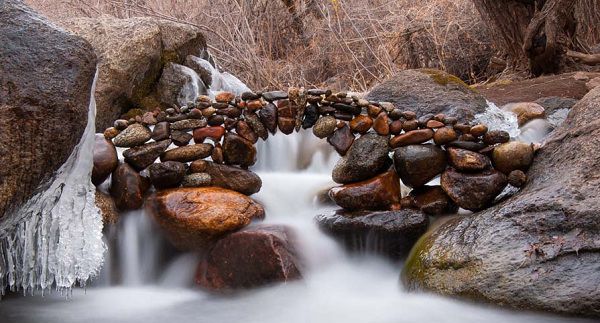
0,63,592,323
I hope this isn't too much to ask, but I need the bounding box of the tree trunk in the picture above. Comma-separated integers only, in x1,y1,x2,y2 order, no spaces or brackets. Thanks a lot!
472,0,577,76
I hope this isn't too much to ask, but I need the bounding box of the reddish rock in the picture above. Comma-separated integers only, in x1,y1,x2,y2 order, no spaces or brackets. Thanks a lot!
349,115,373,134
161,144,213,163
123,139,171,170
433,127,458,145
402,119,418,131
211,143,224,164
329,169,401,211
92,134,119,185
215,91,235,103
441,168,508,211
470,124,488,137
246,99,264,111
193,126,226,143
277,99,297,135
426,120,445,129
367,105,383,118
409,185,458,215
327,124,355,156
389,120,403,135
447,147,491,172
151,121,170,141
389,129,434,148
222,133,257,167
508,170,527,187
505,102,546,126
373,113,390,135
110,163,149,210
236,120,258,143
148,187,265,250
196,225,301,290
243,111,268,140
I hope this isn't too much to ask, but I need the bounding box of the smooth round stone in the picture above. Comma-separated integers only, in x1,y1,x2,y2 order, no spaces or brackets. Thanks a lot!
409,185,458,215
389,120,403,135
110,163,149,211
313,116,337,138
262,91,288,102
201,107,217,118
508,170,528,187
123,139,171,171
446,140,487,151
367,105,382,118
403,119,418,131
215,91,235,103
426,120,445,129
92,134,119,186
193,126,225,143
453,123,471,134
389,129,434,148
393,144,446,188
332,133,392,184
181,173,212,187
447,147,491,172
483,130,510,145
113,123,152,147
152,121,171,141
103,127,120,139
329,169,401,211
373,113,390,135
212,144,224,164
170,119,207,131
349,115,373,134
492,141,534,175
277,99,297,134
222,133,257,167
114,119,129,130
148,161,186,189
402,111,417,120
441,168,508,211
161,144,214,163
258,103,278,134
433,127,458,145
505,102,546,126
470,124,488,137
236,120,258,144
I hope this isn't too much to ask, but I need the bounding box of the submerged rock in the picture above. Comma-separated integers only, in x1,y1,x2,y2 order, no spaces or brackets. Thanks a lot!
332,133,392,184
196,225,302,290
148,187,265,250
329,169,401,211
504,102,546,126
315,209,429,259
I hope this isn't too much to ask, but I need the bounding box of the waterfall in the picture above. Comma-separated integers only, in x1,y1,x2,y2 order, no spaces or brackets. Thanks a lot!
0,69,105,295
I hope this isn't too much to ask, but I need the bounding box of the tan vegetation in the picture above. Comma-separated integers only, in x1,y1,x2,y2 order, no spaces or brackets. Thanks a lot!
26,0,492,91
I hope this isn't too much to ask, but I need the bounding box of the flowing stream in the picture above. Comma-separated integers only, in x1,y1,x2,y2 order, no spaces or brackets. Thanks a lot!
0,57,592,322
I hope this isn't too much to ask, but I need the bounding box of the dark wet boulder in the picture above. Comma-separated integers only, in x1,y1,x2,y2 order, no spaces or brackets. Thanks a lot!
329,169,401,211
440,168,507,211
92,134,119,185
0,0,97,221
315,209,429,259
447,147,491,172
110,163,150,210
365,69,487,123
393,145,447,188
332,133,392,184
403,87,600,317
409,185,458,216
196,225,302,291
147,161,186,189
190,160,262,195
222,133,257,168
123,139,171,171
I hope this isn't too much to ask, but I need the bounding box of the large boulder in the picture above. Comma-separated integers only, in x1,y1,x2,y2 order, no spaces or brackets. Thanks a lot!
365,69,487,122
0,0,97,221
316,209,429,259
196,225,302,290
60,16,207,129
148,187,265,250
403,87,600,317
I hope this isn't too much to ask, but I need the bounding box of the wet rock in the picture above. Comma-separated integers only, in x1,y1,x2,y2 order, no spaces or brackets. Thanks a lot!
114,119,129,130
92,135,119,185
492,141,534,175
315,208,428,259
389,129,434,148
207,115,225,126
170,119,207,131
211,144,224,164
113,123,152,147
95,189,119,225
148,187,265,250
440,168,507,211
161,144,213,163
504,102,546,126
393,144,446,188
193,126,225,143
329,170,401,211
184,55,212,88
409,185,458,215
157,62,207,107
534,96,577,114
236,121,258,144
483,130,510,145
262,91,288,102
259,103,278,134
508,170,527,188
194,161,262,195
215,92,235,103
470,124,488,137
148,161,186,189
447,147,491,172
373,113,390,135
142,112,157,125
349,115,373,134
446,140,487,151
365,69,487,123
110,163,149,210
123,139,171,170
402,88,600,317
222,133,257,167
171,130,193,147
104,127,120,140
277,100,297,135
402,120,419,132
243,111,268,140
332,133,392,184
389,120,404,135
196,225,301,290
426,120,445,129
181,173,212,187
302,104,320,129
327,124,355,155
152,121,171,141
433,127,458,145
312,116,337,138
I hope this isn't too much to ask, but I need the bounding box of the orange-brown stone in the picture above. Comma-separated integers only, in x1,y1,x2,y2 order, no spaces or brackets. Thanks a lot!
349,115,373,134
389,129,434,148
193,126,226,143
329,169,401,211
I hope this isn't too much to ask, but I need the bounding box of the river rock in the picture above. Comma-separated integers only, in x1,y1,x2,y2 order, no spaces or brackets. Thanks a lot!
504,102,546,126
393,145,446,188
95,189,119,225
315,209,428,259
181,173,212,187
313,116,337,138
327,124,355,156
194,161,262,195
161,144,213,163
403,87,600,317
193,126,225,143
147,161,186,189
110,163,150,210
236,120,258,143
123,139,171,170
148,187,265,250
61,16,207,129
365,69,487,123
222,133,257,167
0,0,97,221
329,170,401,211
302,104,320,129
492,141,534,175
277,100,296,135
171,130,192,147
373,113,390,135
113,124,152,147
170,119,207,131
332,133,392,184
157,62,207,107
152,121,171,141
409,185,458,215
259,103,278,134
349,115,373,134
440,168,507,211
508,170,527,188
447,147,491,172
433,127,458,145
243,111,268,140
92,135,119,185
483,130,510,145
389,129,434,148
196,225,301,290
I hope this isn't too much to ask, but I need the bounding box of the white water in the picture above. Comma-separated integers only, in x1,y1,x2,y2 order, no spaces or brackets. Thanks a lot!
0,70,105,295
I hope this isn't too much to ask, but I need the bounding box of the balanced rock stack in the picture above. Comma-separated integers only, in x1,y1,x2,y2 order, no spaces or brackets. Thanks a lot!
92,86,536,287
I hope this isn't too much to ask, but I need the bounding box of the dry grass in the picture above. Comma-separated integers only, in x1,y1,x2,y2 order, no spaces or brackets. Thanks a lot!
27,0,492,91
